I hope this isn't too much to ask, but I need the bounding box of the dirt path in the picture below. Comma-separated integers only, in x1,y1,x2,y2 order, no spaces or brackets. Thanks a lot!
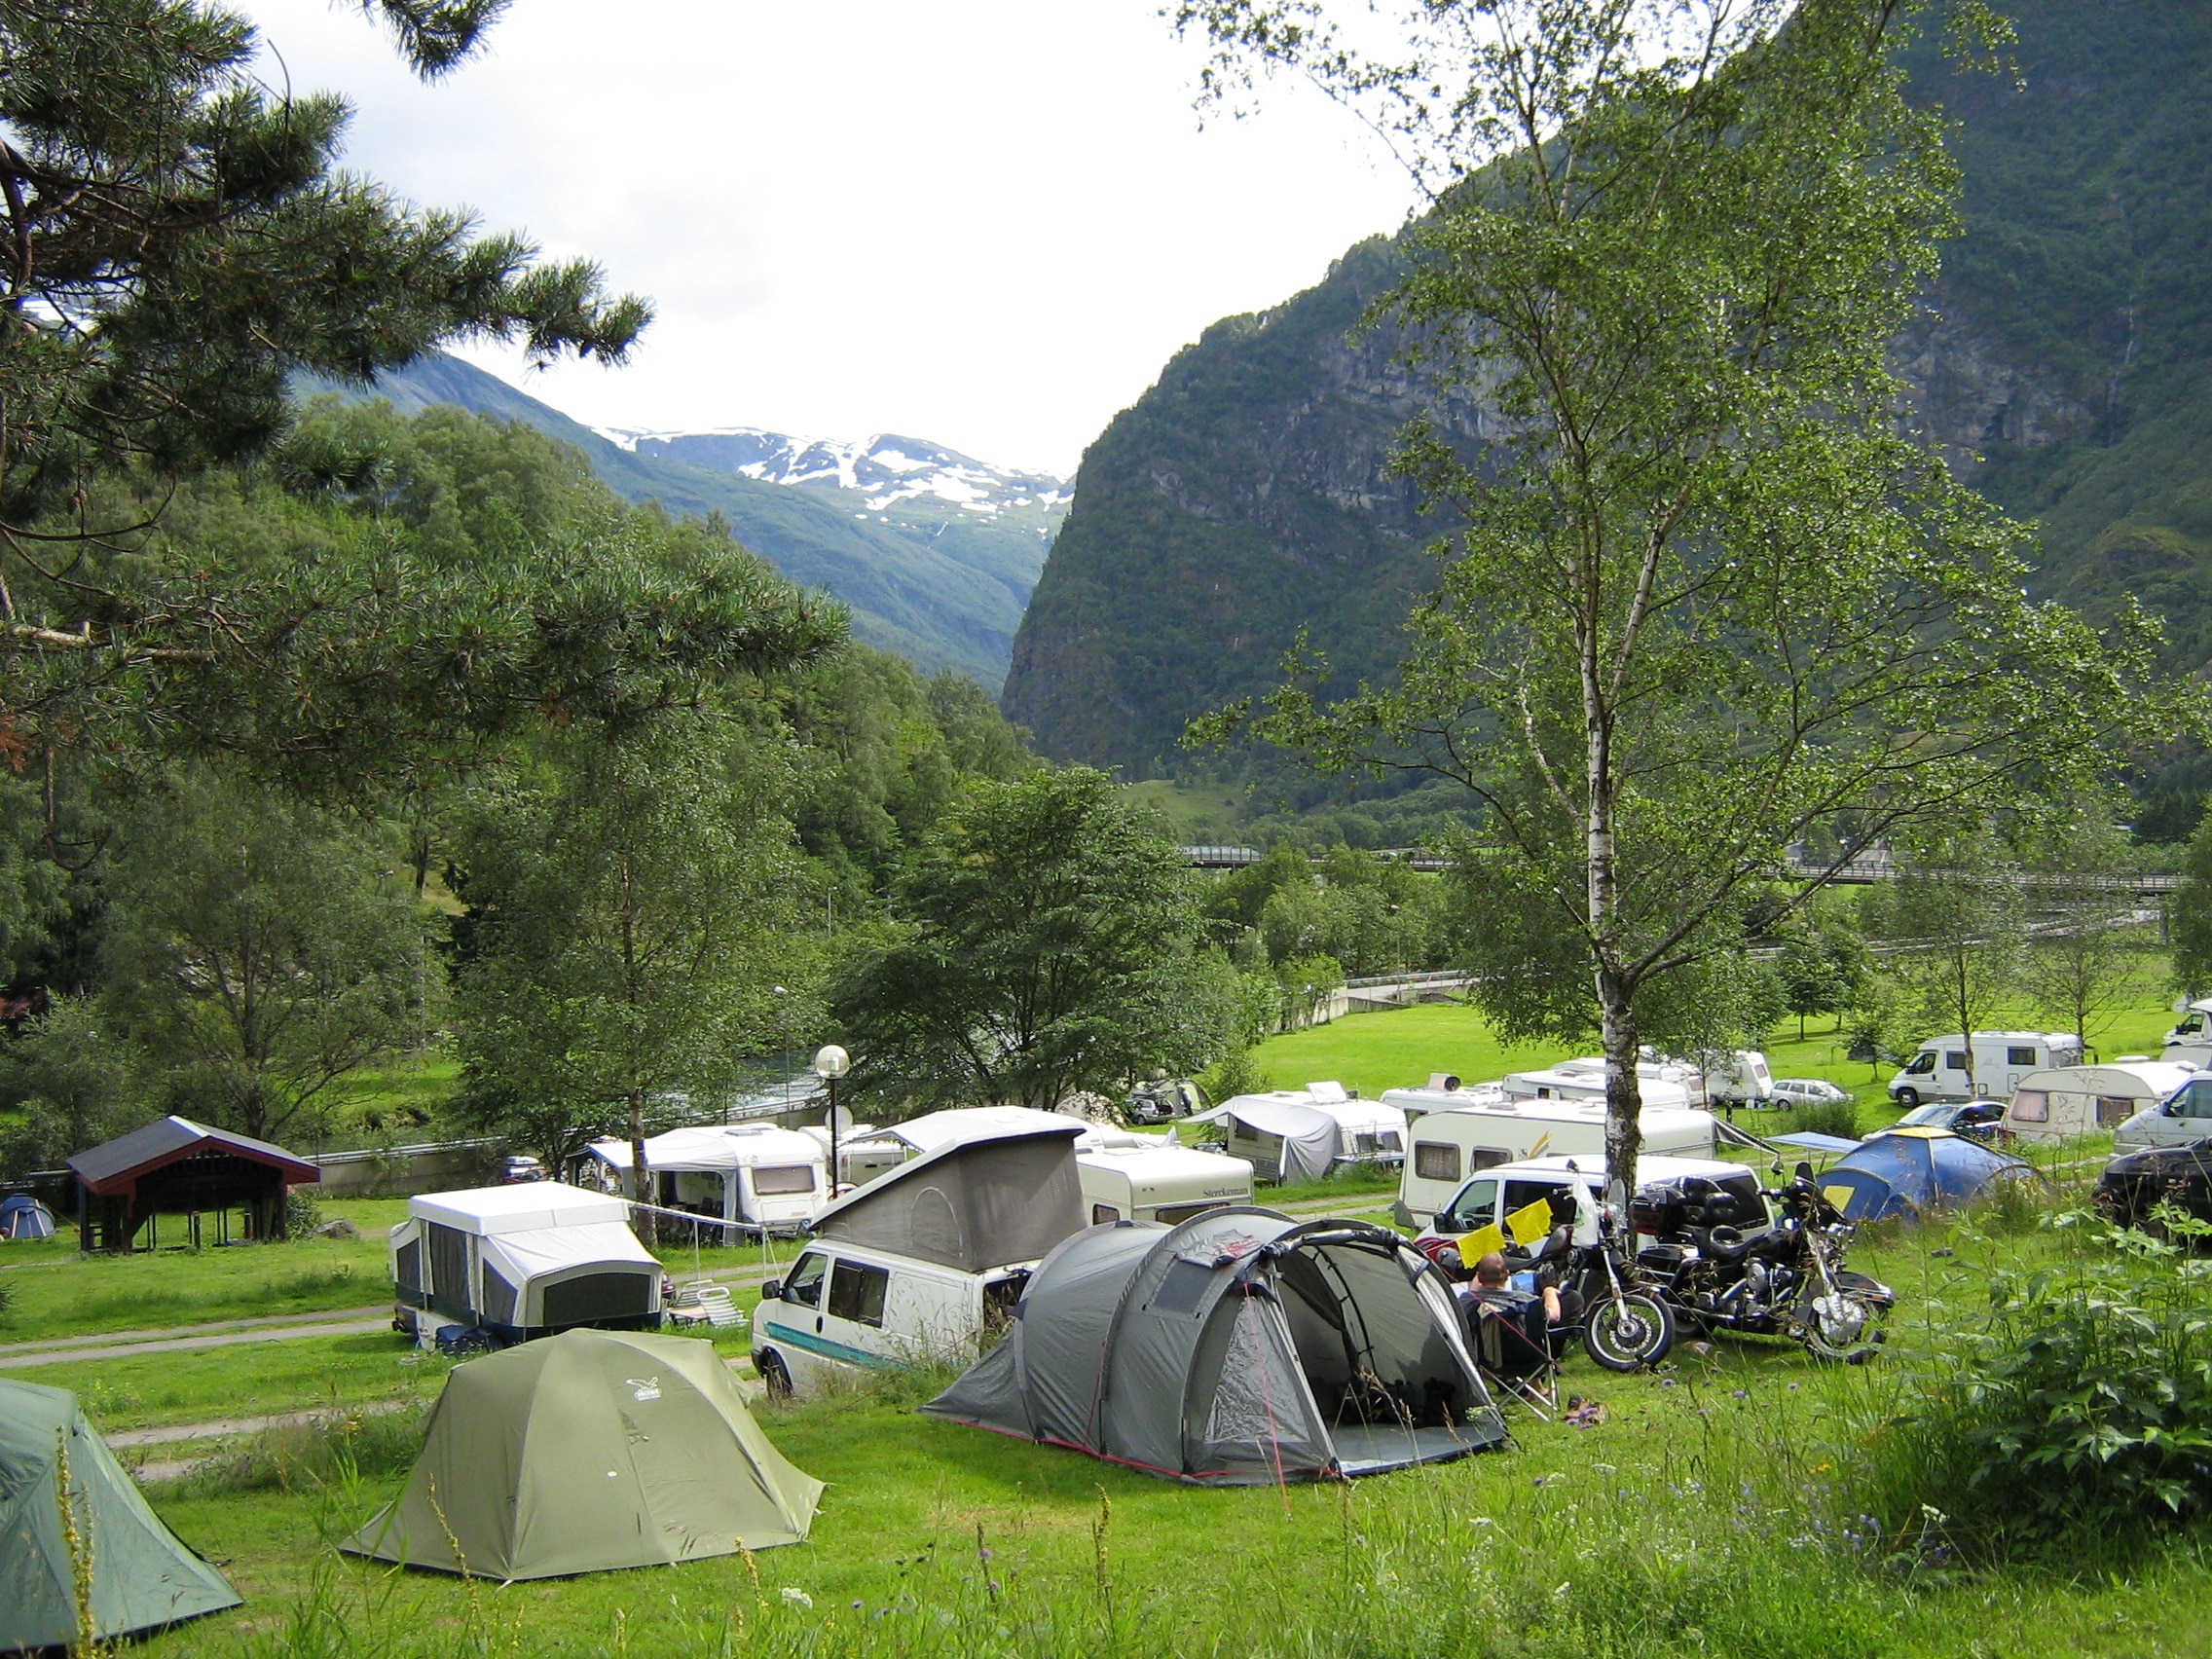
0,1305,391,1359
0,1315,390,1370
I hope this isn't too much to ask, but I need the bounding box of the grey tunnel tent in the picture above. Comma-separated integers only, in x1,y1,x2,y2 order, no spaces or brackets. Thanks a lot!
0,1380,243,1650
343,1329,822,1581
923,1208,1507,1484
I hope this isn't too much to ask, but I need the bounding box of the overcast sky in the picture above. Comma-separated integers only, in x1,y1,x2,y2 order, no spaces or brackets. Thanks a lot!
240,1,1419,477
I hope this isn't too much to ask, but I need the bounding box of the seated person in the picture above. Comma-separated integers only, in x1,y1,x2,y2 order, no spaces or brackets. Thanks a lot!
1462,1251,1562,1324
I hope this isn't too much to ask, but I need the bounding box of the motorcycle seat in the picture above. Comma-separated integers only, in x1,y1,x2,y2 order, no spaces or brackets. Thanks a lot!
1694,1225,1751,1263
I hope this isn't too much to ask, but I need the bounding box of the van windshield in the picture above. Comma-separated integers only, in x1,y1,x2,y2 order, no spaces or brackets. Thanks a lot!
1906,1053,1936,1075
783,1252,828,1308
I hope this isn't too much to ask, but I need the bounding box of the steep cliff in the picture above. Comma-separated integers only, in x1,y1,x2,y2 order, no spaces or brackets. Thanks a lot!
1005,0,2212,771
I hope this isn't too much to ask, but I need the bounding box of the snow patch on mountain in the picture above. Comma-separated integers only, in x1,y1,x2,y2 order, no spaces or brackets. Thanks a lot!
596,425,1069,520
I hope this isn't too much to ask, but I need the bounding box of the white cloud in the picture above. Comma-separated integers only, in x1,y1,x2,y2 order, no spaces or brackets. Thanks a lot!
240,0,1417,475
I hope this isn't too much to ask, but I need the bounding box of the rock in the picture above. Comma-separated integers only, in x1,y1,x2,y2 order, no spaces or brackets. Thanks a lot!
314,1217,361,1240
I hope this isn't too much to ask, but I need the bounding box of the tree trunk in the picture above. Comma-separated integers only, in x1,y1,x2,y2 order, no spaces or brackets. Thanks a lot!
629,1086,655,1248
1599,969,1644,1213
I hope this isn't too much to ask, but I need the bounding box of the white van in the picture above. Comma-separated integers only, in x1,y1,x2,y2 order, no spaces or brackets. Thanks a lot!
2165,1001,2212,1069
1384,1089,1719,1228
1411,1154,1767,1266
2004,1062,2197,1144
750,1118,1086,1399
1077,1143,1254,1226
1889,1031,2083,1107
2114,1074,2212,1156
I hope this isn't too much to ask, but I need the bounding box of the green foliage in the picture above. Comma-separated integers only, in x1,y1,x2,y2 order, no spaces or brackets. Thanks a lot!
96,767,440,1144
0,996,144,1176
1767,1097,1862,1141
1777,915,1870,1039
451,719,807,1171
1867,833,2026,1065
1196,1044,1272,1105
2171,805,2212,994
830,768,1235,1111
1851,1220,2212,1558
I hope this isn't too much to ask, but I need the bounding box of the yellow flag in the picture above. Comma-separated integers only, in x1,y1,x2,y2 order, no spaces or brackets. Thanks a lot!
1505,1198,1554,1248
1457,1223,1507,1264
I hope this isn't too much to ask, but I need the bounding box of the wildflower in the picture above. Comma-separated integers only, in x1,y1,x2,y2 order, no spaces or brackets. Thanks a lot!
1731,1389,1749,1400
780,1588,813,1608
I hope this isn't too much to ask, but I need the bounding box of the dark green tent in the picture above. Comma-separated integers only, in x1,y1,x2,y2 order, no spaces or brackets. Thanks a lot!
343,1329,822,1581
0,1380,242,1650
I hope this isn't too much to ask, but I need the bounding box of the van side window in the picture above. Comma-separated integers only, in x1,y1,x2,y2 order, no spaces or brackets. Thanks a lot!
827,1259,890,1327
1944,1051,1968,1071
1503,1181,1576,1232
783,1252,828,1308
1414,1142,1461,1183
2173,1082,2212,1121
2007,1047,2037,1068
753,1164,817,1196
1092,1203,1121,1225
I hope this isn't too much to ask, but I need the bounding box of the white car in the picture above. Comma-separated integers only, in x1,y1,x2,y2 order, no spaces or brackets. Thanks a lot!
1770,1078,1853,1106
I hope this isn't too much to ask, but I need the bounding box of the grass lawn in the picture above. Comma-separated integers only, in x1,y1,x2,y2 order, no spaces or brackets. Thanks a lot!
105,1202,2212,1659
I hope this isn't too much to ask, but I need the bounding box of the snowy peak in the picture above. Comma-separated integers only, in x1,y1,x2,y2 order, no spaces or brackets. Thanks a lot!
596,425,1069,518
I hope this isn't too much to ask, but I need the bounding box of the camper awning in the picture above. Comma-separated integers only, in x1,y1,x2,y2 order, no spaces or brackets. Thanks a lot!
810,1124,1084,1272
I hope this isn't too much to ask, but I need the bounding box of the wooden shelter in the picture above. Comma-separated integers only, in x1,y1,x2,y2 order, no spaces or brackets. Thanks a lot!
68,1117,319,1252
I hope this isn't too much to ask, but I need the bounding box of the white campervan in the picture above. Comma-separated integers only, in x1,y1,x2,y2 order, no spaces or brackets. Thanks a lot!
586,1123,827,1236
1889,1031,2083,1107
2005,1062,2197,1144
388,1182,662,1348
750,1119,1087,1399
1078,1143,1254,1226
1384,1087,1719,1228
2165,1001,2212,1069
1200,1084,1407,1184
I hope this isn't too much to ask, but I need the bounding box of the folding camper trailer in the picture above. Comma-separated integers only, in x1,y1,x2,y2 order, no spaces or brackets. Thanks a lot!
389,1182,662,1349
585,1124,827,1237
2003,1061,2197,1144
1200,1084,1407,1184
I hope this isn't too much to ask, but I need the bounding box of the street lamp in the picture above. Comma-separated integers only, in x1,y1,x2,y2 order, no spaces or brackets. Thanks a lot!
813,1044,851,1197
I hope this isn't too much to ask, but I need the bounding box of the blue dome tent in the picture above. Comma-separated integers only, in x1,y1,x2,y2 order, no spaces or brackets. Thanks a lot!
1817,1127,2037,1222
0,1193,56,1240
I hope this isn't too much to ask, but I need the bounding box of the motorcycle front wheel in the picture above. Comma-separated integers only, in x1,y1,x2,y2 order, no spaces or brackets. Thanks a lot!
1801,1292,1882,1361
1583,1292,1676,1371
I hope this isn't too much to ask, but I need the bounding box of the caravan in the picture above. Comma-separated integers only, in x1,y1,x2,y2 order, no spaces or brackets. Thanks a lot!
2003,1062,2196,1143
1500,1064,1697,1111
388,1183,662,1349
1383,1083,1718,1228
1078,1143,1254,1225
585,1124,827,1236
1889,1032,2083,1107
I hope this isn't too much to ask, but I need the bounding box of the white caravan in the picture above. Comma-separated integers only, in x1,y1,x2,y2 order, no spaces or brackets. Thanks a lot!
585,1124,826,1236
2004,1062,2196,1144
2165,1001,2212,1069
388,1182,661,1348
1077,1143,1254,1226
750,1119,1086,1400
1383,1085,1719,1228
1889,1031,2083,1107
1641,1049,1776,1108
1500,1063,1697,1112
1198,1084,1408,1184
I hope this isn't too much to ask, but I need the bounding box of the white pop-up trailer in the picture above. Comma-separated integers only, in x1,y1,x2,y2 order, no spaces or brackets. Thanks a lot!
1198,1084,1408,1184
586,1124,827,1238
389,1182,661,1348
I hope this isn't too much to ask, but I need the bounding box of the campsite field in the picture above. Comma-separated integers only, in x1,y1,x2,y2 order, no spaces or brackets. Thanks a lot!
95,1198,2212,1659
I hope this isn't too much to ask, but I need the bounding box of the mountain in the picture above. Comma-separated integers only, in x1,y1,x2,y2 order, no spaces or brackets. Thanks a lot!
1003,0,2212,772
302,354,1064,691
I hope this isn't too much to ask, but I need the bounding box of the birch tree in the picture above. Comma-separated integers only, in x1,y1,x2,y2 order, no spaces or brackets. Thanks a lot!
1182,0,2180,1200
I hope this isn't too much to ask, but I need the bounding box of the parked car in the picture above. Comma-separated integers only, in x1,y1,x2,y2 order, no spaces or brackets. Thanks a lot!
1889,1100,2008,1141
2094,1140,2212,1231
1770,1078,1853,1107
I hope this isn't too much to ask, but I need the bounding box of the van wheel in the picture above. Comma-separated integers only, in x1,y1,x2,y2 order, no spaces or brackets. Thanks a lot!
757,1350,793,1401
1895,1088,1920,1110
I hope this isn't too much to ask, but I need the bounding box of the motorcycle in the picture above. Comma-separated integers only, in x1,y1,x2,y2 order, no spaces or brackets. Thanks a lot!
1634,1163,1894,1362
1528,1168,1678,1373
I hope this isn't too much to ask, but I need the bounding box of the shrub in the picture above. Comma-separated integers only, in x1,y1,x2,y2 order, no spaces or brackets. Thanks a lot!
1769,1097,1861,1140
1196,1046,1271,1106
286,1188,325,1237
1847,1220,2212,1559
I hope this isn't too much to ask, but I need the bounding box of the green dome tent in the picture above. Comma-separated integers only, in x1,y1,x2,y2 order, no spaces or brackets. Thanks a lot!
344,1329,822,1581
0,1380,242,1650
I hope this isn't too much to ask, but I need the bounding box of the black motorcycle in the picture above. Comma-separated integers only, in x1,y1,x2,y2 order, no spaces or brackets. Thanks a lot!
1633,1164,1893,1362
1520,1169,1677,1372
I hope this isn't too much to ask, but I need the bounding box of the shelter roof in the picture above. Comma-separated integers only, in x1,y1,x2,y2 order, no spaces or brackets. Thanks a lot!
67,1116,318,1195
587,1124,825,1172
409,1181,629,1235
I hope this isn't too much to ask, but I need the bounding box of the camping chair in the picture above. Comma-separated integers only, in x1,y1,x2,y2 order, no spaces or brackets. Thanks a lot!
668,1282,748,1331
1470,1291,1563,1420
